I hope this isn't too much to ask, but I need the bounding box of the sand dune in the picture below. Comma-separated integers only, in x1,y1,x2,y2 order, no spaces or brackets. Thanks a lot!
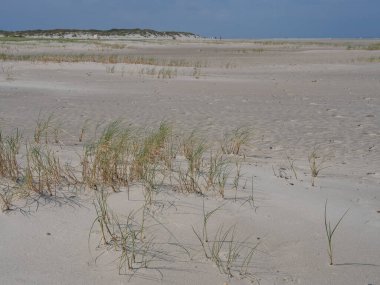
0,38,379,284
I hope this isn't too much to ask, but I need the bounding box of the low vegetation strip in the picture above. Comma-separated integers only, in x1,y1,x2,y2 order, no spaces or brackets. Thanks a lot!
0,116,253,205
0,28,198,39
0,53,207,67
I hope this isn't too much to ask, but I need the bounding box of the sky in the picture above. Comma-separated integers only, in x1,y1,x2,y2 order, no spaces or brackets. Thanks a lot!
0,0,379,38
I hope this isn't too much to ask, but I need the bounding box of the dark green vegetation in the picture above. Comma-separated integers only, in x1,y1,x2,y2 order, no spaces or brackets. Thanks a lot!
0,28,198,39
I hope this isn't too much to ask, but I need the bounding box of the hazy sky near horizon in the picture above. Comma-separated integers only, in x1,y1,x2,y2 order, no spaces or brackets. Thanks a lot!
1,0,379,38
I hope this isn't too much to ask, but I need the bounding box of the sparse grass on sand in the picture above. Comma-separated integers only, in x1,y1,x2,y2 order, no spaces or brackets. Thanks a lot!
0,115,258,201
192,200,259,280
324,200,349,266
308,148,330,187
221,126,252,155
365,42,380,50
0,115,262,281
1,64,15,80
0,52,207,68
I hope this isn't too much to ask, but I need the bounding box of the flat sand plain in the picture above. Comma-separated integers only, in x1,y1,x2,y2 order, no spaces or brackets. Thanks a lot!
0,38,379,284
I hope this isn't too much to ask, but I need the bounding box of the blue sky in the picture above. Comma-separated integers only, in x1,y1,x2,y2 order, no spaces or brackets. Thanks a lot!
1,0,379,38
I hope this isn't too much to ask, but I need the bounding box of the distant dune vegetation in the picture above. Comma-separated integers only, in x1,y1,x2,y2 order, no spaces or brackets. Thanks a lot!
0,28,199,39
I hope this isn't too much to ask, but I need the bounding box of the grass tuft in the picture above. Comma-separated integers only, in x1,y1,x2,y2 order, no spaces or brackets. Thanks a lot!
308,148,330,187
34,112,54,144
1,64,15,81
193,201,259,280
324,200,349,265
0,128,22,181
221,126,252,155
25,143,63,195
90,189,159,273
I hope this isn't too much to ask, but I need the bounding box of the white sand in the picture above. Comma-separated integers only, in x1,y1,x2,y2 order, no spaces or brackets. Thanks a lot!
0,39,379,284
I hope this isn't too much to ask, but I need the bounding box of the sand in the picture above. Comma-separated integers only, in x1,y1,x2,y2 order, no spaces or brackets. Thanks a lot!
0,38,379,284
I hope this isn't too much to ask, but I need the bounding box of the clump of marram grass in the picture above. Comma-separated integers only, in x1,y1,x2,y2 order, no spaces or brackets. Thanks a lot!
192,201,259,281
114,211,155,273
324,200,349,265
139,67,157,77
0,183,17,211
221,126,252,155
25,143,64,195
34,112,54,144
223,62,237,69
136,122,175,204
204,151,230,198
168,130,248,198
90,189,116,245
140,163,158,205
81,120,173,195
52,123,62,144
138,67,177,79
176,163,203,195
157,68,177,79
130,122,172,181
131,123,175,201
192,67,201,79
232,158,243,201
82,120,131,191
1,64,15,81
0,125,75,198
0,128,22,181
105,65,116,74
175,132,207,194
308,148,330,187
90,189,160,274
286,154,298,180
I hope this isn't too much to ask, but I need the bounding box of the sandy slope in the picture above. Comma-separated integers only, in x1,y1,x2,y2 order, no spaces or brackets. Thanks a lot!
0,39,379,284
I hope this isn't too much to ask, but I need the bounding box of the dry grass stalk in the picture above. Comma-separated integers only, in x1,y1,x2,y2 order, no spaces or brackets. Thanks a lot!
286,154,298,180
79,119,90,142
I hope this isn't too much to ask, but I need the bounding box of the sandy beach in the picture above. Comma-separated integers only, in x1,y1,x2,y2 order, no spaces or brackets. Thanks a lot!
0,38,379,284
